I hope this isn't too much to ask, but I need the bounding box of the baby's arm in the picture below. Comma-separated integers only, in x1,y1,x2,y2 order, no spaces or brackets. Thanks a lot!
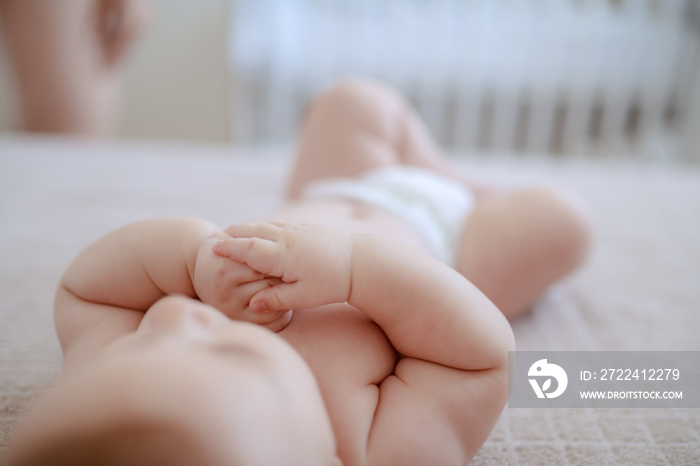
56,217,251,370
60,218,217,309
216,222,511,368
56,218,218,367
214,221,514,464
347,233,514,463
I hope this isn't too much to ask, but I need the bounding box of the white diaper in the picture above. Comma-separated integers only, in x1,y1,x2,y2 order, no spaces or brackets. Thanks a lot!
301,166,474,266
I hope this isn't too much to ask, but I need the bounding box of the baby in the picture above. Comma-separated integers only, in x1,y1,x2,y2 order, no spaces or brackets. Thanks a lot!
3,79,590,465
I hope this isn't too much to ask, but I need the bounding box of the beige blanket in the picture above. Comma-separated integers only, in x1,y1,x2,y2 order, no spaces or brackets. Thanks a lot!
1,136,699,465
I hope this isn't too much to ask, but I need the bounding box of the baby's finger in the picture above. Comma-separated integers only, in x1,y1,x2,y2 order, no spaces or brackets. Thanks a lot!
266,220,288,228
249,282,300,313
225,222,283,241
223,259,270,285
236,277,284,311
212,237,282,275
224,223,262,238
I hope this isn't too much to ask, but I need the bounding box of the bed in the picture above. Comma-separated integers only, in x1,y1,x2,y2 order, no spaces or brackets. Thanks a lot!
1,135,699,465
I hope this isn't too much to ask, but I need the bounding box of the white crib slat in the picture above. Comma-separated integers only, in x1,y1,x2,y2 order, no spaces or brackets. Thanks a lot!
490,86,520,154
599,92,632,157
412,3,445,142
677,12,700,162
528,90,557,154
451,0,487,153
526,0,560,155
634,5,661,159
560,0,606,156
671,11,699,131
267,2,298,143
562,88,597,156
429,1,456,144
680,59,700,162
488,0,525,154
599,1,649,157
441,0,460,150
228,0,691,161
411,3,432,137
354,2,380,78
638,2,687,160
452,83,481,152
385,1,409,85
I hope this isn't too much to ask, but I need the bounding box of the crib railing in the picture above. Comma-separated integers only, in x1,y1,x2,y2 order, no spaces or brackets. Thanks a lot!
229,0,700,161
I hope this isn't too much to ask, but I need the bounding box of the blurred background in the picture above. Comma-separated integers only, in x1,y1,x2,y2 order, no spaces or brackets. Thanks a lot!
1,0,699,162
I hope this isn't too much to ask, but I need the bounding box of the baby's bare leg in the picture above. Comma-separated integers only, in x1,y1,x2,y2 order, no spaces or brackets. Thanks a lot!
286,78,450,199
457,187,591,320
286,78,591,320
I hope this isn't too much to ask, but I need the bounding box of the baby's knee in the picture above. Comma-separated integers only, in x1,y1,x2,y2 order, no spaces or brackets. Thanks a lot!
519,186,592,271
319,77,403,107
308,78,407,133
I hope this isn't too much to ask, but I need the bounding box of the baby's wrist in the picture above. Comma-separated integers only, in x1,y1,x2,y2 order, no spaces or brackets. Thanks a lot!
189,230,228,291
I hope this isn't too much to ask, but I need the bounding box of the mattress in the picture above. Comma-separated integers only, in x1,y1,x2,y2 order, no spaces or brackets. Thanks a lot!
1,135,698,465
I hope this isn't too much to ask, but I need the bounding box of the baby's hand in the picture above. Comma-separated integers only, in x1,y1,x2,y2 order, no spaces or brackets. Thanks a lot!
193,235,291,331
212,222,354,313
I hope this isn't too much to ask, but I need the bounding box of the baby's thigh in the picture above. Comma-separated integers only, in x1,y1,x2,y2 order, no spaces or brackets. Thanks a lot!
302,78,407,146
456,186,591,319
287,79,408,198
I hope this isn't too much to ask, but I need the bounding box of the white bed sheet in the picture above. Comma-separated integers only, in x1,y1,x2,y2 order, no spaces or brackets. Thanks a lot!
1,135,699,464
